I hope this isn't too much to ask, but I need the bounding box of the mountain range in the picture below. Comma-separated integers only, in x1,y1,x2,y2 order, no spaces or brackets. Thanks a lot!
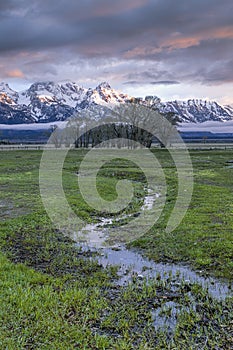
0,81,232,125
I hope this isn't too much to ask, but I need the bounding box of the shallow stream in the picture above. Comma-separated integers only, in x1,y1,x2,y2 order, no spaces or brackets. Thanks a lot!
77,189,232,333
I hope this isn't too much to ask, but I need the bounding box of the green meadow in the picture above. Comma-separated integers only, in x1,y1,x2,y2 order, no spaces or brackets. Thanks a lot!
0,149,232,349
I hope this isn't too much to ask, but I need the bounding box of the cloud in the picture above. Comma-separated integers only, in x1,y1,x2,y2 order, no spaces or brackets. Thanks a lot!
123,80,180,85
0,0,232,102
6,69,24,78
0,0,232,56
150,80,180,85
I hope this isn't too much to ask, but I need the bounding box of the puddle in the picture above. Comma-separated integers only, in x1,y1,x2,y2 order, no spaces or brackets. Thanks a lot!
225,160,233,168
151,301,182,333
80,243,232,300
77,241,232,335
78,242,232,335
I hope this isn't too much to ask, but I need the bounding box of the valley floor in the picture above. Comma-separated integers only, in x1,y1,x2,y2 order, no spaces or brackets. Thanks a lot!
0,149,232,349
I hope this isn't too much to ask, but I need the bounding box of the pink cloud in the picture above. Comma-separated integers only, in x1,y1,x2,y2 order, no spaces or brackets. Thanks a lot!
163,26,233,51
6,69,24,78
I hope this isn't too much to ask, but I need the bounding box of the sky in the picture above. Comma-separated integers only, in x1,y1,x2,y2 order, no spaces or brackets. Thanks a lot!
0,0,233,104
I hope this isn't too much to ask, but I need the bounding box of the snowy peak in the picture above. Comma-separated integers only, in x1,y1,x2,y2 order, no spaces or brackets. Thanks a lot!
0,82,18,103
96,81,112,90
160,99,233,123
0,82,16,94
26,81,85,97
19,81,87,108
76,82,132,108
0,81,80,124
0,81,232,124
27,81,56,94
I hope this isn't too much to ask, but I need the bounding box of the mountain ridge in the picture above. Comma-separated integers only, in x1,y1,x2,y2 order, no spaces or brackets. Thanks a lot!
0,81,232,124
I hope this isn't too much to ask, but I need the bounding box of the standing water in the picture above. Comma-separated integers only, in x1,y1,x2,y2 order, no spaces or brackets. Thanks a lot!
76,188,232,332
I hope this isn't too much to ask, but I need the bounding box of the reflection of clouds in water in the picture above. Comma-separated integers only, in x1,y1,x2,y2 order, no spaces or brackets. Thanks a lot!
178,120,233,133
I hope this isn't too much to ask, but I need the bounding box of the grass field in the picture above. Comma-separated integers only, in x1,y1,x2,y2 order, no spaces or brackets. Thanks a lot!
0,149,232,349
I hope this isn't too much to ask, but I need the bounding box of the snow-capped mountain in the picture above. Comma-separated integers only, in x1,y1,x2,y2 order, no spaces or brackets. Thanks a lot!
19,81,87,107
160,99,233,123
0,81,133,124
0,82,18,103
77,82,132,109
0,81,87,124
0,81,232,124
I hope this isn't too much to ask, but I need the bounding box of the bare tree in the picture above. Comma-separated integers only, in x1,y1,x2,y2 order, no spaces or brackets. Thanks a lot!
113,101,179,148
49,124,63,148
64,101,179,150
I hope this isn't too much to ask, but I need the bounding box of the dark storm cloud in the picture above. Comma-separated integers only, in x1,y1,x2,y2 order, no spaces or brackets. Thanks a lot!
0,0,232,51
151,81,180,85
0,0,149,52
126,71,173,80
124,80,180,85
0,0,232,85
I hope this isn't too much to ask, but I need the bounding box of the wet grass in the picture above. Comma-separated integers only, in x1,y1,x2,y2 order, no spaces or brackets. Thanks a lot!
131,150,233,280
0,149,232,349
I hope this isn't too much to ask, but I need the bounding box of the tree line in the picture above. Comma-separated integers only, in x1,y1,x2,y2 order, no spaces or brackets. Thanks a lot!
49,97,179,148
